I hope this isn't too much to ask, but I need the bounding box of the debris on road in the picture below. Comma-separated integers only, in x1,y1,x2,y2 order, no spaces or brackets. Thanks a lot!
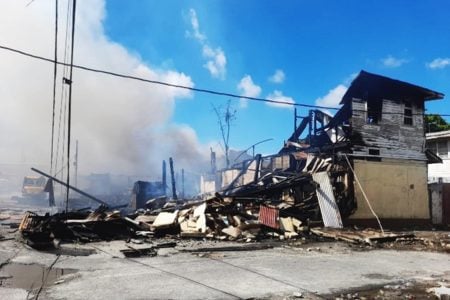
19,206,137,248
121,246,157,258
180,243,274,253
14,142,449,253
310,227,415,245
17,188,450,253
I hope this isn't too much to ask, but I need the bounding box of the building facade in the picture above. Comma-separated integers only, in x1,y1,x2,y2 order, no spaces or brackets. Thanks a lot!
427,130,450,183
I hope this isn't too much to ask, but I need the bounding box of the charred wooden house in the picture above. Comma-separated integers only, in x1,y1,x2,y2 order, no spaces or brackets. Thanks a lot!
285,70,444,225
203,70,444,228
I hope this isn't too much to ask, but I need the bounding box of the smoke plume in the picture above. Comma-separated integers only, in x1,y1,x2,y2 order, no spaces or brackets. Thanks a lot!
0,0,210,179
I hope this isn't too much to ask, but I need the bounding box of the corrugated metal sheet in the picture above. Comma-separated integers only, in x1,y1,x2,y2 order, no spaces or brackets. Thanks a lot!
312,172,343,228
258,205,279,229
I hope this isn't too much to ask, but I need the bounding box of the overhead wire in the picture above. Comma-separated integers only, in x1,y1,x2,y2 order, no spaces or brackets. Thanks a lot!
0,44,449,117
0,44,337,110
50,0,58,175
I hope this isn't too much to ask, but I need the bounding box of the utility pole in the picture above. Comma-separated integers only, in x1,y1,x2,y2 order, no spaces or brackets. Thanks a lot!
65,0,77,212
74,140,78,187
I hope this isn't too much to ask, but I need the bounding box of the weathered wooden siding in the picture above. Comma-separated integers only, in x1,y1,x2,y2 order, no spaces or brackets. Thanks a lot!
351,98,426,160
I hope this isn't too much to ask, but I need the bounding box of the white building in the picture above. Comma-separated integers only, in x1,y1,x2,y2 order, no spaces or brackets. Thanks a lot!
426,130,450,183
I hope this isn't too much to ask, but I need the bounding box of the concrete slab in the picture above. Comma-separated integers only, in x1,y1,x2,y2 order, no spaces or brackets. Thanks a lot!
1,239,449,299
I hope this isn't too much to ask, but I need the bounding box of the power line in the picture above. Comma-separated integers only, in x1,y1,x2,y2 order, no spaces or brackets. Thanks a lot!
333,109,450,117
0,44,449,117
0,44,336,110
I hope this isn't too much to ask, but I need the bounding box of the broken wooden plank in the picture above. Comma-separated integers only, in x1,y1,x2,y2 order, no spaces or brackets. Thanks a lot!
154,242,177,249
366,233,415,244
280,217,295,232
181,244,273,252
180,232,206,238
221,226,241,238
152,211,178,229
120,246,157,258
135,215,157,224
310,228,359,244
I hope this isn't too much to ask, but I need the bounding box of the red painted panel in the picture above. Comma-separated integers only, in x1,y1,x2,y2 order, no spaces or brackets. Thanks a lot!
258,205,280,229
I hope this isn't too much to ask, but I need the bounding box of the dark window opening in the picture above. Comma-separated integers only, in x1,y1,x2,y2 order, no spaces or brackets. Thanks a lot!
404,102,413,125
367,100,382,124
369,148,380,156
367,148,381,161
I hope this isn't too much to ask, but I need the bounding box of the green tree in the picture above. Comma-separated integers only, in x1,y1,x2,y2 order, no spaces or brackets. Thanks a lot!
425,114,450,133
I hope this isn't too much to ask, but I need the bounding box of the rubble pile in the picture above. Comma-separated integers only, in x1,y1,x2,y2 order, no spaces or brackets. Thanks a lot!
18,154,358,249
132,194,304,241
17,182,326,248
19,206,136,248
22,153,446,252
17,196,450,253
123,155,352,241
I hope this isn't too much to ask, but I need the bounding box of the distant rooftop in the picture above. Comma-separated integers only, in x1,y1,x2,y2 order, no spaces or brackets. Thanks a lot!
426,130,450,140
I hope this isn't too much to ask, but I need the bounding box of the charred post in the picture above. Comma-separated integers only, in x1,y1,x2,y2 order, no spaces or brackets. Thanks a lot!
181,168,185,199
169,157,177,200
162,160,167,196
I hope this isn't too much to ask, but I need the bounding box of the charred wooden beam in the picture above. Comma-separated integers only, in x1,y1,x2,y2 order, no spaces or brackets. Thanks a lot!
31,167,109,208
162,160,167,196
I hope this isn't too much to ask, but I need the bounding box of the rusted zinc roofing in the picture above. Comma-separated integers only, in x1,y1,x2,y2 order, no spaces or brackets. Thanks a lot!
341,70,444,105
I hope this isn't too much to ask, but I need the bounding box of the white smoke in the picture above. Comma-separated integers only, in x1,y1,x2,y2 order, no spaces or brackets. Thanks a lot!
0,0,210,179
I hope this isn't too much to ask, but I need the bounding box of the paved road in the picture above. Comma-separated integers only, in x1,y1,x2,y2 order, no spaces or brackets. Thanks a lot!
1,238,449,300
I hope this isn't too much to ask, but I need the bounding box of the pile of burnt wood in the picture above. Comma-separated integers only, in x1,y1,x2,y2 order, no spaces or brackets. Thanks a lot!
20,155,355,248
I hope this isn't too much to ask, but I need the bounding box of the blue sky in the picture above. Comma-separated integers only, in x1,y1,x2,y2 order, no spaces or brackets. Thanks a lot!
102,0,450,155
1,0,450,175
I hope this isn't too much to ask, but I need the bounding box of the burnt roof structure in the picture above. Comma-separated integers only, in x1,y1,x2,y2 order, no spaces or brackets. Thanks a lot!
341,70,444,105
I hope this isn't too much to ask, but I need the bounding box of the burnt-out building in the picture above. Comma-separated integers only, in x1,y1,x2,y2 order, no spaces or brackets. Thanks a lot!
212,71,444,227
340,71,443,224
297,71,444,225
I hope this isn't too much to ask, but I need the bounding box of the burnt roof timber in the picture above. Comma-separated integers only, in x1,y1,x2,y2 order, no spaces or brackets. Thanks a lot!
340,70,444,105
288,116,310,142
